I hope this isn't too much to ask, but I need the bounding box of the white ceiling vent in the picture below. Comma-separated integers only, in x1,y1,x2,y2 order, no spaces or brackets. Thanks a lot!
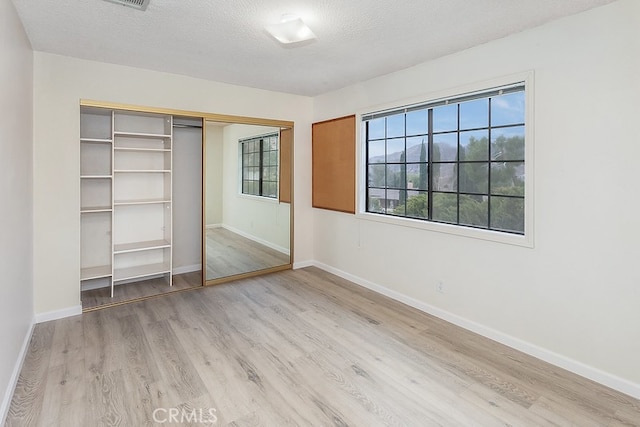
103,0,150,11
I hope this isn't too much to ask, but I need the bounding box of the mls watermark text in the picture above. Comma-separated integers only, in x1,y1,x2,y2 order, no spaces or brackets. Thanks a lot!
152,407,218,424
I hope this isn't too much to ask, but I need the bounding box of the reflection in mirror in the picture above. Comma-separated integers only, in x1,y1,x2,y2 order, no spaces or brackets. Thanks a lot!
205,121,292,281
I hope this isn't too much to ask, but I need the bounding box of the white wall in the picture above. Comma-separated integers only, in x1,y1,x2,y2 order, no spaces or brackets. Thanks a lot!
312,0,640,394
172,125,202,272
32,52,314,315
0,0,34,420
220,124,290,253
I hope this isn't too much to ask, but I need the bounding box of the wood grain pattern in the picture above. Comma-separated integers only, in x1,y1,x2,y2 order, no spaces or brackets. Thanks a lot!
6,323,54,427
81,270,202,311
206,228,289,281
279,127,292,204
312,115,356,214
7,267,640,426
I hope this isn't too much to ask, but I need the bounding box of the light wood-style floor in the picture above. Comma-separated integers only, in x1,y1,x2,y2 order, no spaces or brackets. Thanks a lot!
7,267,640,426
81,271,202,311
206,228,290,281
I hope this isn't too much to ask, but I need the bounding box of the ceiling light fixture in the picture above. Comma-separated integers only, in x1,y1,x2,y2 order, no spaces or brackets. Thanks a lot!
102,0,150,11
266,14,316,45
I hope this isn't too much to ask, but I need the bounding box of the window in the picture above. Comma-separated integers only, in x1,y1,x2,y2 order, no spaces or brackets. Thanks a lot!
364,83,525,234
241,133,279,199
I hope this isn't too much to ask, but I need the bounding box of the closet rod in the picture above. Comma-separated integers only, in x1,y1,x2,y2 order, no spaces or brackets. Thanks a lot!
173,124,203,129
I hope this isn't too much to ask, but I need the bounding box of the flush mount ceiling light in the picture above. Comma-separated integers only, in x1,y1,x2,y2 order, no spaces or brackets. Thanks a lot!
266,14,316,45
102,0,150,11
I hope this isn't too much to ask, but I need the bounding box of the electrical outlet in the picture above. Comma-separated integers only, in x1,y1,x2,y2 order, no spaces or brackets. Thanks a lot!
436,281,445,294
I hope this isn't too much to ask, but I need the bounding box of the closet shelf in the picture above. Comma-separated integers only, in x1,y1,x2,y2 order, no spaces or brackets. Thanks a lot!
114,147,171,152
113,262,171,282
81,175,113,179
114,198,171,206
114,239,171,254
114,169,171,173
80,138,112,144
114,131,171,139
81,265,112,281
81,206,113,213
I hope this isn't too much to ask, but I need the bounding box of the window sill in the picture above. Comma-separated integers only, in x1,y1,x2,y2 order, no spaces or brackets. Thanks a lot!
355,211,533,248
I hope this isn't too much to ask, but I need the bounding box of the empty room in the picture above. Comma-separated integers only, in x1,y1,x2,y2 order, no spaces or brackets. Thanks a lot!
1,0,639,425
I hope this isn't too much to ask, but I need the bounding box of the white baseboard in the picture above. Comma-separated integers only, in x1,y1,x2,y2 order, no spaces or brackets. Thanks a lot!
80,277,111,292
0,320,34,425
81,266,200,291
309,261,640,400
221,224,290,256
173,264,202,275
293,260,314,269
34,305,82,324
206,223,222,229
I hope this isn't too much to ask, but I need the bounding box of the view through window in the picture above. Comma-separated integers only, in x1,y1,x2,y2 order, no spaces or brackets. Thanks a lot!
241,133,279,199
364,84,525,234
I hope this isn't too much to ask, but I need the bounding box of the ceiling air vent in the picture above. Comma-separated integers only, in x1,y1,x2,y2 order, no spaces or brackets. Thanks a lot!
103,0,150,11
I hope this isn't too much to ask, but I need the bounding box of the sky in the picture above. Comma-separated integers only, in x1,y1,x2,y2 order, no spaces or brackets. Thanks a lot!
366,91,525,161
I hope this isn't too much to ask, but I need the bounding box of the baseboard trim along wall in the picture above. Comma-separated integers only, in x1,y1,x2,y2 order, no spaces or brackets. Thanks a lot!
80,278,111,292
309,260,640,400
221,224,290,256
293,260,315,269
0,321,34,426
173,264,202,275
34,305,82,324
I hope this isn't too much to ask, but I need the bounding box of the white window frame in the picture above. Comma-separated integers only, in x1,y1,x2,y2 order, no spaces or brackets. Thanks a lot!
355,71,535,248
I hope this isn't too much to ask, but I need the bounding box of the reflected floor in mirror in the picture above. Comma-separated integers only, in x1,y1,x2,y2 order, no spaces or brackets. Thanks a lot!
81,271,201,311
206,228,289,280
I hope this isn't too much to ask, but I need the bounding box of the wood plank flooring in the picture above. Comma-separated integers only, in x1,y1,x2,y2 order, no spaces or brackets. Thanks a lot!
7,267,640,426
81,271,202,311
206,228,290,281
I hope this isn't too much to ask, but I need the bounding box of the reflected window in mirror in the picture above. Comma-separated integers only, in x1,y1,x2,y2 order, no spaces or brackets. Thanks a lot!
241,133,279,199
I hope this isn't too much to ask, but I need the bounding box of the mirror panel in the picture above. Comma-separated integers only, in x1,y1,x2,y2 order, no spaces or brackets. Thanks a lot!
205,120,292,282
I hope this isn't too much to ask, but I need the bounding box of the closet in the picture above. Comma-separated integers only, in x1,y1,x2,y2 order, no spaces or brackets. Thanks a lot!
80,106,175,298
79,101,293,311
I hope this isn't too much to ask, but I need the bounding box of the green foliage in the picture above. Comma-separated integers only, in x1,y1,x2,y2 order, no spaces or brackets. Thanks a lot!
492,134,524,161
490,191,524,233
461,135,488,161
370,134,525,233
491,163,524,197
386,166,403,187
432,193,457,223
398,151,407,209
395,193,427,218
419,141,427,190
432,141,441,162
368,197,382,212
459,162,487,194
408,173,420,188
369,164,385,187
459,195,487,227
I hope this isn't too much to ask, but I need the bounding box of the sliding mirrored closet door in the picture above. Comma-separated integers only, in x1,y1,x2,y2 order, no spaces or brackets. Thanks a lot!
204,120,293,283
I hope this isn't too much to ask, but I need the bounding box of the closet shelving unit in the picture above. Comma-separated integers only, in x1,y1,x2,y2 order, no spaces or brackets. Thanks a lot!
80,106,173,297
80,107,113,287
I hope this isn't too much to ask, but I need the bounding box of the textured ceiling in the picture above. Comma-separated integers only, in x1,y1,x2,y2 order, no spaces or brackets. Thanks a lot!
11,0,615,96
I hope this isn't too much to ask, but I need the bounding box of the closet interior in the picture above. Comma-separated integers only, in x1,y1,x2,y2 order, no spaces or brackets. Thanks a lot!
80,105,203,309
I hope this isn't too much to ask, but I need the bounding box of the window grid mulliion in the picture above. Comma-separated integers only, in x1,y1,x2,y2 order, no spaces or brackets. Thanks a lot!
365,85,525,234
